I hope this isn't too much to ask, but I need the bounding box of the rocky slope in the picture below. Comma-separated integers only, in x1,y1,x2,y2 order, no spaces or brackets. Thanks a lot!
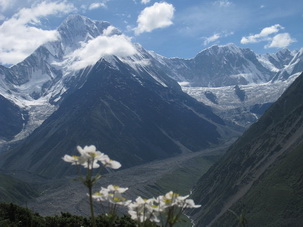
0,95,27,141
190,72,303,226
0,54,233,178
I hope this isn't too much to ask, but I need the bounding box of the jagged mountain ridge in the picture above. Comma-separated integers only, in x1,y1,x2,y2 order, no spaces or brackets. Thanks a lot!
0,16,236,178
0,56,231,178
155,43,300,87
0,14,181,143
150,44,303,127
0,15,115,143
161,45,302,127
190,72,303,226
0,14,302,177
0,14,302,138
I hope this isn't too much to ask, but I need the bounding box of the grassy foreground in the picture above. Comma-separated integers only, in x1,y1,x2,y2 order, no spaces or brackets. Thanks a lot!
0,202,136,227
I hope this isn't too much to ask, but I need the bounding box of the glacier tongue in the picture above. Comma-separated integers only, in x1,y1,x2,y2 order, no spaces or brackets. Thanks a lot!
181,73,301,127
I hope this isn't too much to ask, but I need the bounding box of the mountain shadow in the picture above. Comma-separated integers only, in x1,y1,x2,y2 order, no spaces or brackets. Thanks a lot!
0,57,232,178
190,72,303,226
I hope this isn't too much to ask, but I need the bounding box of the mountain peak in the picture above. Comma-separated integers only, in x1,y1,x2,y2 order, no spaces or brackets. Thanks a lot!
199,43,245,57
58,14,111,34
63,14,87,23
57,14,113,54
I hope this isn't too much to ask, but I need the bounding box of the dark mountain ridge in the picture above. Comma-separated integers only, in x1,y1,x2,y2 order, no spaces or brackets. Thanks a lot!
190,72,303,226
0,95,28,141
0,56,232,178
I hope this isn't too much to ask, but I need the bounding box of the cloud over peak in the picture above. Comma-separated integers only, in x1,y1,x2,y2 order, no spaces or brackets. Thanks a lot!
241,24,295,49
0,0,15,12
141,0,151,4
0,1,75,65
203,34,220,45
202,31,234,45
266,33,295,49
134,2,175,35
66,26,138,70
88,3,106,10
241,24,283,44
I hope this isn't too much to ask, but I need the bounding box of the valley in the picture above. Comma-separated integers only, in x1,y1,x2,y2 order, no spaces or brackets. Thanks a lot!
2,142,232,217
0,12,302,227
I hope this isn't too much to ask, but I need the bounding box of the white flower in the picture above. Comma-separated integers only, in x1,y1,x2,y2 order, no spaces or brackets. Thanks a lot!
107,185,128,193
62,145,121,170
127,192,200,224
100,155,121,169
77,145,104,160
157,191,192,208
107,185,130,205
93,185,130,206
92,186,109,202
62,155,81,165
183,199,201,208
128,196,159,223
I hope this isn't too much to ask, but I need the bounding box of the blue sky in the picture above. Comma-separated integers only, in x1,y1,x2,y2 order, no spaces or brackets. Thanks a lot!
0,0,302,65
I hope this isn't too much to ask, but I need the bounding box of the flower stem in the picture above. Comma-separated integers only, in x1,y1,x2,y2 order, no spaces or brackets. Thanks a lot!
86,161,96,227
88,179,96,227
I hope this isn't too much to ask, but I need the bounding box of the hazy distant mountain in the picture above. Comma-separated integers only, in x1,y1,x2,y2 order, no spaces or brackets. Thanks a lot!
272,48,303,81
156,43,297,87
262,48,295,71
149,43,302,127
190,72,303,226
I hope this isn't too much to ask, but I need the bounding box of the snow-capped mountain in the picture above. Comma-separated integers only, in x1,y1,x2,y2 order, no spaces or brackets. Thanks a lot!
272,48,303,81
260,48,295,71
153,44,303,127
181,74,300,127
0,15,112,142
0,15,178,143
158,43,300,88
0,15,237,177
159,44,276,87
0,14,302,153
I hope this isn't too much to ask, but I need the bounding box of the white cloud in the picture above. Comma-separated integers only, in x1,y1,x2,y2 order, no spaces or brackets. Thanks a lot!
259,24,284,36
0,0,15,12
0,1,75,65
214,0,232,7
67,26,138,70
134,2,175,35
88,2,107,10
141,0,151,4
203,33,221,45
241,24,283,44
241,24,295,49
202,31,233,45
266,33,295,48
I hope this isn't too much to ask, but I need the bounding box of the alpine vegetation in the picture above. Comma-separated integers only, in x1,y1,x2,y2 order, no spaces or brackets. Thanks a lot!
63,145,121,227
63,145,200,227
